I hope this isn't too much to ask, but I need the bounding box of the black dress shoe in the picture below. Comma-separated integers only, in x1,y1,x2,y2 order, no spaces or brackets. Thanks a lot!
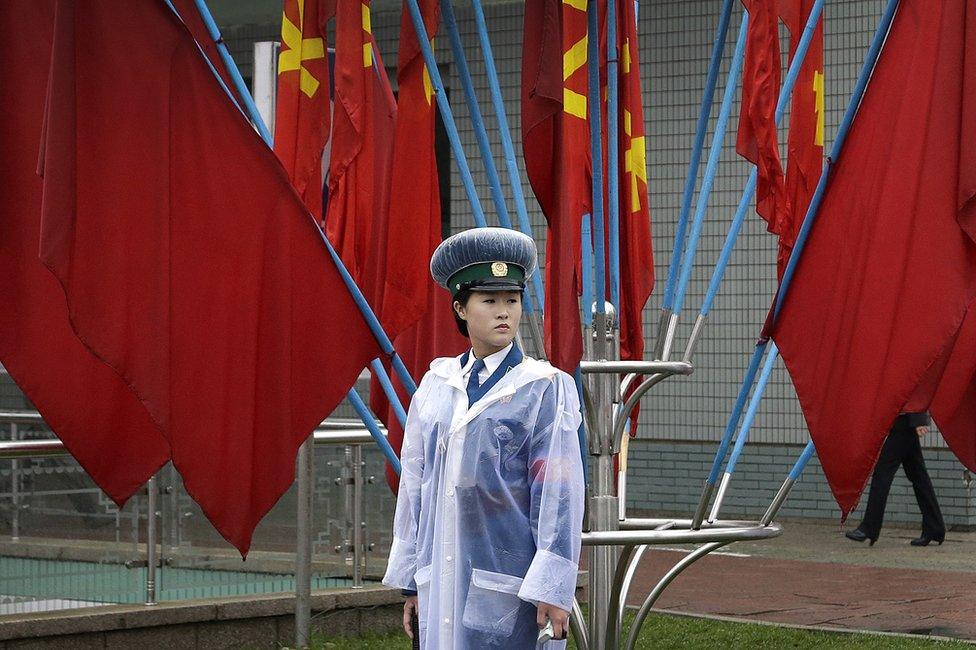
910,534,944,547
845,529,877,546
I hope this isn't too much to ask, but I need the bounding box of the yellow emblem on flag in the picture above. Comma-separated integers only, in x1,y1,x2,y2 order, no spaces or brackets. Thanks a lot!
624,109,647,213
362,3,373,68
278,0,326,98
813,70,825,147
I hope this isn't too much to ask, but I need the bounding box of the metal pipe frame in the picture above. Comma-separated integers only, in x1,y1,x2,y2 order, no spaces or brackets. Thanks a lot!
570,597,589,650
579,360,691,375
294,437,314,647
145,475,159,606
624,541,729,650
585,521,781,546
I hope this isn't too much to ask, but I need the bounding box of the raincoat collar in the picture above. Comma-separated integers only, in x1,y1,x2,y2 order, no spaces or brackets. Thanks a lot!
458,344,523,407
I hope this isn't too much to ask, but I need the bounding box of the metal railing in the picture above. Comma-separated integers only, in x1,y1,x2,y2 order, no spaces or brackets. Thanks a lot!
0,412,385,618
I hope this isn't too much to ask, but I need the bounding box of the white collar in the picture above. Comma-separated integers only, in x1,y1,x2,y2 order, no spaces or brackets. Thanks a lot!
461,342,514,378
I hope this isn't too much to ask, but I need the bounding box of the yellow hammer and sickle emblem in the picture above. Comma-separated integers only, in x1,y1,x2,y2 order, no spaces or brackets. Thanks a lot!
813,70,825,147
278,0,326,98
623,109,647,213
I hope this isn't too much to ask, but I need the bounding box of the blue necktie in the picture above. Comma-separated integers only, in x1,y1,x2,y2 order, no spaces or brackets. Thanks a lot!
466,358,486,406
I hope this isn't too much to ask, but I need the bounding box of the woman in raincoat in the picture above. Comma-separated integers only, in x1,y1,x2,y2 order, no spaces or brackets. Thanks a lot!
383,228,585,649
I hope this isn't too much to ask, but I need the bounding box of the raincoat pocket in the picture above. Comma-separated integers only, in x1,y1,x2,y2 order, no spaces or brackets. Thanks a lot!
461,568,524,636
414,565,433,635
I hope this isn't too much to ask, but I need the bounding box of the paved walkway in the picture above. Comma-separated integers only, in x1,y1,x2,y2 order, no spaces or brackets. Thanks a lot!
614,520,976,640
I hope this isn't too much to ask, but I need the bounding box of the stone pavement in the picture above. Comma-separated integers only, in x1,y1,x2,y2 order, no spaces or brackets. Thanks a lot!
617,520,976,640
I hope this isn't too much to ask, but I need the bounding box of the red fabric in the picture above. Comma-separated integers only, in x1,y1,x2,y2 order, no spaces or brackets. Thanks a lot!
274,0,333,221
325,0,397,313
168,0,245,109
374,286,468,493
761,0,824,338
379,0,441,338
370,0,456,494
522,0,590,374
777,0,823,275
37,0,381,555
0,0,170,506
615,0,655,369
773,0,976,515
737,0,790,232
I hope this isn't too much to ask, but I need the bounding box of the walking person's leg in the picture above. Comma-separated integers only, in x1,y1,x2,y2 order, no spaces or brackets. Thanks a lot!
855,426,907,542
902,431,946,543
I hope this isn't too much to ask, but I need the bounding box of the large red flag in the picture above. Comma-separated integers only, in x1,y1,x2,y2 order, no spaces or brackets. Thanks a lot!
777,0,824,279
737,0,790,232
37,0,382,555
615,0,655,366
0,0,170,506
274,0,333,221
773,0,976,515
522,0,590,374
761,0,824,339
325,0,398,312
375,286,468,493
379,0,441,338
371,0,462,494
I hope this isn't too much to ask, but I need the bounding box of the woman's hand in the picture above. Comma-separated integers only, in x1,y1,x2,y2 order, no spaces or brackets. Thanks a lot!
537,602,570,641
916,425,930,438
403,596,418,638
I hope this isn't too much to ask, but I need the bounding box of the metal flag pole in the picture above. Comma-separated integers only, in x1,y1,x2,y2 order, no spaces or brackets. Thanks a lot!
669,14,748,331
438,0,546,357
654,0,735,360
606,0,621,314
190,0,274,146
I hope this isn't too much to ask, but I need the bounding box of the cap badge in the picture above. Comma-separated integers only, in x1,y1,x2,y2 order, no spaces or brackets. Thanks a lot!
491,262,508,277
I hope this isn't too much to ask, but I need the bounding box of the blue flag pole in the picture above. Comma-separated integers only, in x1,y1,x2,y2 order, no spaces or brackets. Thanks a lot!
606,0,621,315
654,0,734,358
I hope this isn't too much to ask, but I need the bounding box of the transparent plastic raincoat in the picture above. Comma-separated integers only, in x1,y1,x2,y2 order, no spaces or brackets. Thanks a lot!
383,353,585,649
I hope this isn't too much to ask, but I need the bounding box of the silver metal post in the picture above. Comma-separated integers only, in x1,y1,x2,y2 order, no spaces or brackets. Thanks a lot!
570,598,589,650
708,472,732,522
761,477,795,526
652,308,671,360
351,444,364,588
683,313,708,362
691,480,715,530
524,310,547,361
10,423,20,541
145,475,158,606
295,436,315,648
659,312,679,361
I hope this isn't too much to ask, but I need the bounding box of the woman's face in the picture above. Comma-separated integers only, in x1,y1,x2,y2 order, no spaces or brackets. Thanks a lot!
455,290,522,356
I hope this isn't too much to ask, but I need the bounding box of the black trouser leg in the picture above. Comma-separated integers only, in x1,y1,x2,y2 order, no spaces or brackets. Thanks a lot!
901,432,946,538
859,430,903,539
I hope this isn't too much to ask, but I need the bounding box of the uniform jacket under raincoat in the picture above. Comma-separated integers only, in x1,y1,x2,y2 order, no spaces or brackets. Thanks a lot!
383,348,585,649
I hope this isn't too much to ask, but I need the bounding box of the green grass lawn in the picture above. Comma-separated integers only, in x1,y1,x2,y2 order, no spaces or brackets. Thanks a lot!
308,611,972,649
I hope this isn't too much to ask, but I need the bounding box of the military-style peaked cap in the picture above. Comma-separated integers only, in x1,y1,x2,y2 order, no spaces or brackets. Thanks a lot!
430,227,538,297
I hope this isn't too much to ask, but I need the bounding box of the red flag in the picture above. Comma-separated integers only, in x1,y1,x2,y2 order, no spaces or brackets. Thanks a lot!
0,0,170,506
274,0,333,221
760,0,824,339
37,0,382,555
374,285,468,493
615,0,655,366
773,0,976,515
522,0,590,374
325,0,397,313
737,0,790,232
777,0,824,279
370,0,459,494
379,0,441,338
